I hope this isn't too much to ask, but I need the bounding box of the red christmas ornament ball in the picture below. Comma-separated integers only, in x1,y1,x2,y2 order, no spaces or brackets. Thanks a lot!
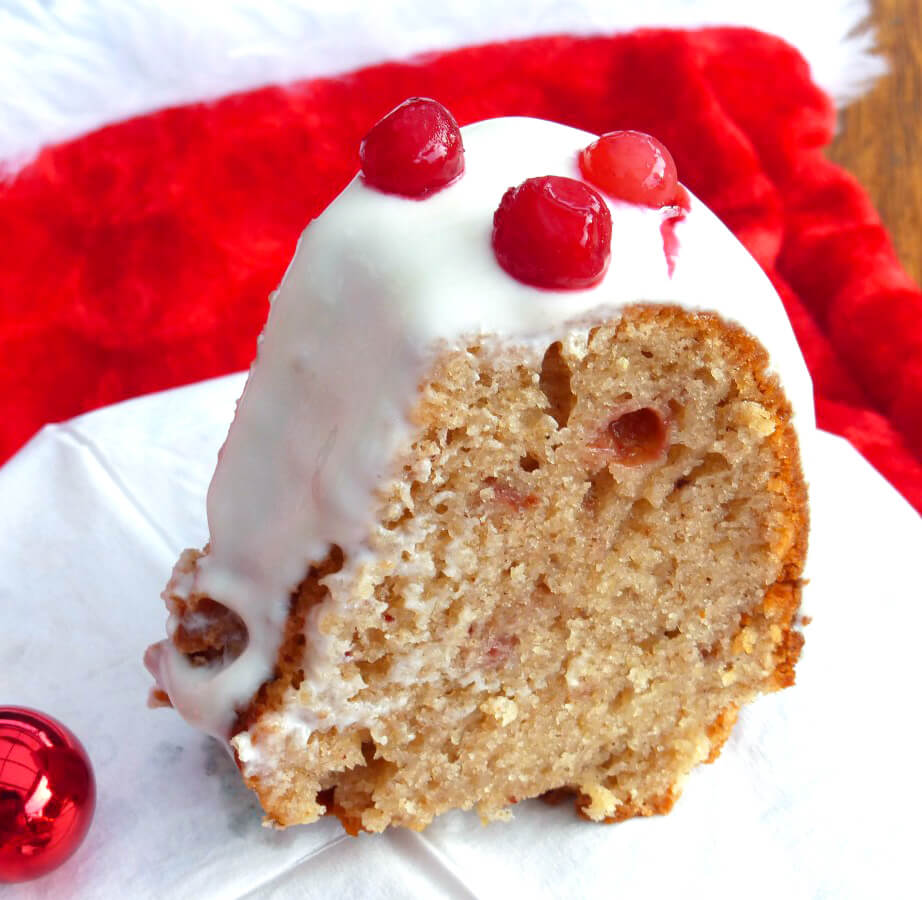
0,707,96,883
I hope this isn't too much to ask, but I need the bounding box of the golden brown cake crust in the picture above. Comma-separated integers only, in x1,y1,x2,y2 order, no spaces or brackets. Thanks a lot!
168,304,809,832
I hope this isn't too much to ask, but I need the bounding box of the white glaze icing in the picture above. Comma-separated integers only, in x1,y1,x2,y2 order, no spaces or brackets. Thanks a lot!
147,116,814,745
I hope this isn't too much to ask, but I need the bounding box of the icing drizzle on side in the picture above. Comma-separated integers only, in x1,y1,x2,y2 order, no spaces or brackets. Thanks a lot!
147,117,815,741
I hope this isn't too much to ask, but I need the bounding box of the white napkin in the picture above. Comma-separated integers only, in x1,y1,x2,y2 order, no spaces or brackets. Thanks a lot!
2,375,920,899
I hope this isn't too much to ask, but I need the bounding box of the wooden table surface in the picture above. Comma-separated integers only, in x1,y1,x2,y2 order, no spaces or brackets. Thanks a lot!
828,0,922,286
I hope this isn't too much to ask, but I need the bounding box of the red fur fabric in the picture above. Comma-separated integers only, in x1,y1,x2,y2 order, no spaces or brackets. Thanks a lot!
1,28,920,511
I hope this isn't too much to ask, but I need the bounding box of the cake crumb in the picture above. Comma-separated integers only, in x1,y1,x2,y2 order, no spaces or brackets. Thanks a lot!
737,400,776,437
480,696,518,726
578,783,619,821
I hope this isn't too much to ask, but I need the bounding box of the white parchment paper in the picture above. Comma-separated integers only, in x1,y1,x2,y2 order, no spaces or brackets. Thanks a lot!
2,375,920,899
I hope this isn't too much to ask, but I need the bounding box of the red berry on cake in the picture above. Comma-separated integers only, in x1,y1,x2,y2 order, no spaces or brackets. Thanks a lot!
579,130,679,208
359,97,464,197
665,183,691,215
492,176,612,289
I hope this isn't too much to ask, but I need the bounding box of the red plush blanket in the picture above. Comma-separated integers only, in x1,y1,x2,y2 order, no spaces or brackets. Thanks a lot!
1,28,920,512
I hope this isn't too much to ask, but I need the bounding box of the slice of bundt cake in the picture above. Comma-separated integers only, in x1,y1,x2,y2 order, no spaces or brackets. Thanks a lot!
146,101,810,833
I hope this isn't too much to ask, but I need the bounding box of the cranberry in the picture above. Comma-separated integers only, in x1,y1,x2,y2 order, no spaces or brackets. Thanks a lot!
665,183,691,216
593,407,667,465
492,176,612,290
484,477,539,510
579,131,678,208
359,98,464,197
483,634,518,668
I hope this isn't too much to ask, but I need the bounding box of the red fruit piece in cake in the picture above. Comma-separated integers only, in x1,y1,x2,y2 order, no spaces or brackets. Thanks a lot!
590,406,668,466
492,176,612,290
360,97,465,197
579,130,678,209
483,476,539,511
483,634,519,668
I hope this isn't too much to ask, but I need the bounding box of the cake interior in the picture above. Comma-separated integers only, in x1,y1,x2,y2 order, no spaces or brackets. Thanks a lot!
166,305,806,832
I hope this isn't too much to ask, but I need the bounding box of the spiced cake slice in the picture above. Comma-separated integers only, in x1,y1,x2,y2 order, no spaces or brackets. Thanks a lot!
146,103,810,833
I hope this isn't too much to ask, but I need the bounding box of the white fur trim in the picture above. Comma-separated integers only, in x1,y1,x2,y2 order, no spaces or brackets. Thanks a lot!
0,0,884,168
